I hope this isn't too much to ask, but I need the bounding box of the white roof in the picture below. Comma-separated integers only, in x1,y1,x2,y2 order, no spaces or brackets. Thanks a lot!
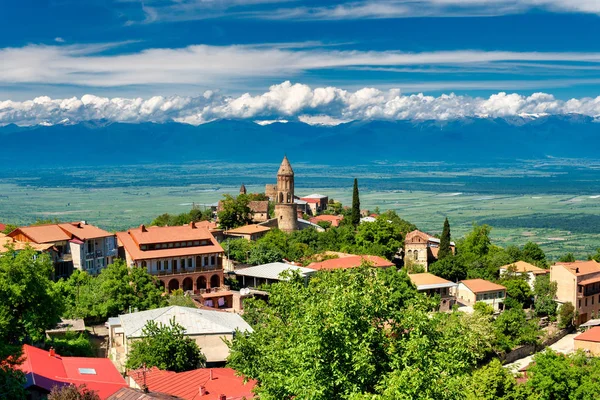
301,194,328,199
235,262,316,280
297,218,325,231
118,306,253,338
360,217,376,223
416,282,458,291
427,237,456,246
294,199,308,205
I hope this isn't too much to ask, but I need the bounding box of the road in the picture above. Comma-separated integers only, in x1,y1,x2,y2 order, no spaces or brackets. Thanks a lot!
504,333,577,373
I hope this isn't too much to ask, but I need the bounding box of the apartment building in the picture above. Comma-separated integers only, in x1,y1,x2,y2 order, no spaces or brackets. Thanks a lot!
550,260,600,325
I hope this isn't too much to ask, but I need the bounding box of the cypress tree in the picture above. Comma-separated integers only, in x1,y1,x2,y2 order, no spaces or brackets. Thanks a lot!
351,178,360,226
438,217,452,260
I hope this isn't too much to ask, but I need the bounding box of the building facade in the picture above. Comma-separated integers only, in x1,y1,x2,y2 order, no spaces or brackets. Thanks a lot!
404,229,455,271
499,260,549,291
550,260,600,325
273,156,298,232
409,273,458,312
117,222,225,293
456,279,506,312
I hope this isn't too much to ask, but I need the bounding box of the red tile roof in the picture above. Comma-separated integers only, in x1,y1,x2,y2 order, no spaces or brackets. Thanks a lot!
575,326,600,343
116,224,223,261
459,279,506,294
0,223,6,232
9,225,72,243
128,367,256,400
309,215,343,227
308,255,393,271
225,224,271,235
58,222,114,240
299,198,322,204
17,345,127,399
556,260,600,276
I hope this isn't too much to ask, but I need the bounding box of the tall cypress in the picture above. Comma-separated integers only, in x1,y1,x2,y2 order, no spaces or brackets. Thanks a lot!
351,178,360,226
438,217,452,260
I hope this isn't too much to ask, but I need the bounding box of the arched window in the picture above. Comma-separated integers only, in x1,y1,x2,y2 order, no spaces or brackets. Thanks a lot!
414,251,419,261
141,260,147,269
279,192,283,203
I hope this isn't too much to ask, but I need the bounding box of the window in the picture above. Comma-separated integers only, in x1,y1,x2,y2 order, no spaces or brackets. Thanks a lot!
141,261,147,269
87,241,93,253
593,297,595,305
164,260,169,269
193,241,200,246
586,298,588,307
187,241,193,246
211,255,216,265
498,291,504,298
161,243,168,249
173,260,178,271
181,259,186,268
203,256,208,266
579,299,582,308
78,368,96,375
157,261,162,271
175,242,181,248
141,245,147,250
188,258,193,268
168,243,174,248
414,251,418,261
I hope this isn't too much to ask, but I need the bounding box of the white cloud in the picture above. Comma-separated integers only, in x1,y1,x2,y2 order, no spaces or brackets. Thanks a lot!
54,37,65,43
3,42,600,89
2,81,600,126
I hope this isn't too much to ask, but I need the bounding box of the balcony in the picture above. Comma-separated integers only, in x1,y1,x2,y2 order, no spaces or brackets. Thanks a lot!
154,264,223,277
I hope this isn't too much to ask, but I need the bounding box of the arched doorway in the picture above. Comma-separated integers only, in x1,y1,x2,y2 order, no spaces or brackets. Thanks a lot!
157,280,165,290
210,274,220,289
182,277,193,292
168,279,179,292
197,276,207,290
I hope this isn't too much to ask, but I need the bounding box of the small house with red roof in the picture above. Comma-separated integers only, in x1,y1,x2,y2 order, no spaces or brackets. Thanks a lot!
308,254,394,271
309,214,343,228
550,260,600,325
574,326,600,355
299,194,328,215
128,366,256,400
17,344,127,399
456,279,507,312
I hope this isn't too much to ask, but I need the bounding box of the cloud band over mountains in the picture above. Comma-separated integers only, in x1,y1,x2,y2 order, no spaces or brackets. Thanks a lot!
1,82,600,126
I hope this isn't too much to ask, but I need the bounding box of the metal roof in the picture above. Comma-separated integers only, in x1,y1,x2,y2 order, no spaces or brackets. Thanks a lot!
118,306,252,338
234,262,316,280
301,194,327,199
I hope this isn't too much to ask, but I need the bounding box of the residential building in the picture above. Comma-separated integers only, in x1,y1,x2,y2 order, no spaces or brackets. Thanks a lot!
107,306,252,368
404,229,455,271
224,224,271,241
574,326,600,356
8,222,117,278
299,194,328,215
128,366,256,400
309,214,343,228
234,262,316,288
116,222,225,293
456,279,507,312
550,260,600,325
17,344,127,400
308,254,394,271
408,273,458,311
499,260,549,290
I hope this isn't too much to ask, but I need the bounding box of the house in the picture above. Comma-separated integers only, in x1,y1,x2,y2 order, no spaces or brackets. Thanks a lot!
360,216,377,224
224,224,271,241
309,214,343,228
234,262,316,288
108,306,252,368
299,194,328,215
116,222,226,294
294,198,308,215
45,318,86,338
17,344,127,399
499,261,549,290
308,254,394,271
574,326,600,356
248,201,270,223
456,279,507,312
550,260,600,325
403,230,455,271
8,222,117,279
408,273,458,311
128,366,256,400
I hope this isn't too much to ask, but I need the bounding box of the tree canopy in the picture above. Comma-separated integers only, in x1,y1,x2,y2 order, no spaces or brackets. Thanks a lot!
438,217,452,260
351,178,361,226
217,194,253,229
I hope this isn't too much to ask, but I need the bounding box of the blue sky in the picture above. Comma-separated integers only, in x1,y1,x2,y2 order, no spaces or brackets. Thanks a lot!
2,1,600,125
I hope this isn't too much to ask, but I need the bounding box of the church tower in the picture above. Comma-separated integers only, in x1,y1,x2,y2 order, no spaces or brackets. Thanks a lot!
274,156,298,232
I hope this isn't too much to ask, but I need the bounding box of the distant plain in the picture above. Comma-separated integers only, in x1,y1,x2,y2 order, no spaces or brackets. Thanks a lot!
1,160,599,259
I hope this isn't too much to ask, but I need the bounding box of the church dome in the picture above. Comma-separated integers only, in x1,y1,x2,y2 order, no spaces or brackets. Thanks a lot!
277,156,294,176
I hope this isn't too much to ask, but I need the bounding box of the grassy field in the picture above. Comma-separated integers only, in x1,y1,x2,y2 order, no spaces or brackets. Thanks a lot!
2,179,599,259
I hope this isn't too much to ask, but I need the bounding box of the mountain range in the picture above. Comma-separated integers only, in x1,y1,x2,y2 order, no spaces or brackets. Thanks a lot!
1,115,599,167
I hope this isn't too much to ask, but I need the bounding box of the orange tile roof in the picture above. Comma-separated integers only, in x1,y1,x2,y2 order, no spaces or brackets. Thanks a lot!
58,222,113,240
117,224,223,261
309,215,343,227
128,367,256,400
308,255,393,271
575,326,600,343
409,273,454,287
9,224,72,244
578,275,600,286
248,200,269,213
500,260,548,275
226,224,271,235
459,279,506,293
555,260,600,276
0,234,53,253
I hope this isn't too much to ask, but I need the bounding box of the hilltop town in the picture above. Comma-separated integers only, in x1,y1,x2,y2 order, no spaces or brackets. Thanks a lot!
2,156,600,400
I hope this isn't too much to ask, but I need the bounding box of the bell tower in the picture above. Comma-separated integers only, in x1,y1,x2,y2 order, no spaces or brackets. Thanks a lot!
274,156,298,232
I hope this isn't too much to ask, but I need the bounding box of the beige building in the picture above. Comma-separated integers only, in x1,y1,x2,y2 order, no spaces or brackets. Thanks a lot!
404,229,455,271
499,260,549,290
574,326,600,355
456,279,506,312
225,224,271,241
409,273,458,311
550,260,600,325
107,306,252,369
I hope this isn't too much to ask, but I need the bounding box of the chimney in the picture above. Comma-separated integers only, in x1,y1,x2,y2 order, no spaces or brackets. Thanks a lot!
209,369,213,380
219,395,226,400
190,221,196,229
576,267,580,273
199,386,207,396
140,224,147,232
49,347,56,357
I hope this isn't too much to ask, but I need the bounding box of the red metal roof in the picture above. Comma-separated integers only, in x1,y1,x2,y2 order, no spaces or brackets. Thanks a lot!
459,279,506,293
18,345,127,399
575,326,600,343
128,367,256,400
308,255,393,271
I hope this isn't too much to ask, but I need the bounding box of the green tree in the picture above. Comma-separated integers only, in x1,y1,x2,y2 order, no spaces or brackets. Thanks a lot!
168,289,197,308
351,178,360,226
223,238,252,262
558,302,575,329
0,343,26,400
533,274,558,317
522,242,547,266
558,253,576,263
44,332,94,357
438,217,452,260
354,217,402,260
1,223,17,234
429,255,467,282
48,384,100,400
501,278,533,309
0,246,63,343
466,359,520,400
126,318,206,372
218,194,252,229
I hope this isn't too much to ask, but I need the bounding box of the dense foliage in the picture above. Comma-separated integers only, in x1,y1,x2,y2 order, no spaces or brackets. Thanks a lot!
125,318,206,372
151,207,212,227
438,217,452,260
351,178,360,226
217,193,253,229
0,343,26,400
167,289,197,307
56,259,167,321
43,332,94,357
48,384,100,400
